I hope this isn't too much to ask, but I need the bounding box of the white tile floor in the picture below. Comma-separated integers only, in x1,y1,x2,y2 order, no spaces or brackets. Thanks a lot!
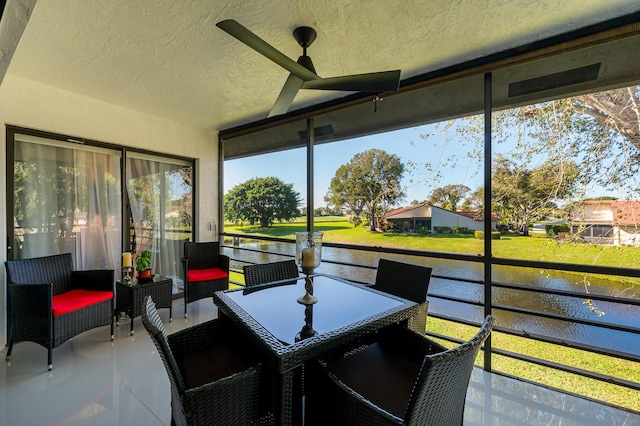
0,298,638,426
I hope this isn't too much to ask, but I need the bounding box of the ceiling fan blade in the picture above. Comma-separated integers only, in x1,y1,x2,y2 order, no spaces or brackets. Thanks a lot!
268,74,304,117
216,20,320,82
302,70,401,92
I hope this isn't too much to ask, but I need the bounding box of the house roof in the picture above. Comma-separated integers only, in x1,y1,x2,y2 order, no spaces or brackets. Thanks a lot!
573,200,640,226
2,1,640,137
456,211,501,222
611,201,640,226
385,205,427,218
582,200,616,205
385,204,500,221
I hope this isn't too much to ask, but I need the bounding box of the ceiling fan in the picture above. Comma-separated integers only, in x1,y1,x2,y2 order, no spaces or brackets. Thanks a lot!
216,20,401,117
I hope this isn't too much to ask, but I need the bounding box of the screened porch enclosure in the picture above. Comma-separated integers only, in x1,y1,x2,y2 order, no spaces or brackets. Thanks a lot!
219,20,640,413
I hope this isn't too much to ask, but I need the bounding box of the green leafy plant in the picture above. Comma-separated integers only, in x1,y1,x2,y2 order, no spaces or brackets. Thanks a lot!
416,225,429,234
135,249,152,272
545,224,570,236
453,226,469,234
434,226,453,234
474,230,501,240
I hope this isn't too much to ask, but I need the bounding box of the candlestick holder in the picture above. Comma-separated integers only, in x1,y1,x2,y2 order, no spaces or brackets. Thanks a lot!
295,231,323,305
295,304,317,341
122,252,133,283
297,274,318,305
122,267,132,284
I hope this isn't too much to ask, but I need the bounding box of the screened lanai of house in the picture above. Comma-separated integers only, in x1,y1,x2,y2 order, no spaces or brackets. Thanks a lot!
219,17,640,413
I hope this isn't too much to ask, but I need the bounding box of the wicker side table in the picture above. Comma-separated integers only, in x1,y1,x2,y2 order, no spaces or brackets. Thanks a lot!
116,275,173,334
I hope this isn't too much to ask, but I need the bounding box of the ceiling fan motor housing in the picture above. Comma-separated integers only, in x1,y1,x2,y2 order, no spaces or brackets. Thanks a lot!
293,26,317,48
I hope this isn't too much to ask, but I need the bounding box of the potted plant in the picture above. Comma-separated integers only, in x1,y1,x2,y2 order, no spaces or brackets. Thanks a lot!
135,249,153,280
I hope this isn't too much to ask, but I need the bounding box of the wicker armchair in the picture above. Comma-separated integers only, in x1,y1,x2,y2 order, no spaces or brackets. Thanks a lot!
4,253,115,370
243,260,299,287
142,296,275,426
372,259,432,334
305,316,494,426
182,241,229,317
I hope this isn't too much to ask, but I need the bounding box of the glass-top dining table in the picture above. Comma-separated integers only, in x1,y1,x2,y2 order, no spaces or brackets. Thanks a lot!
213,274,419,425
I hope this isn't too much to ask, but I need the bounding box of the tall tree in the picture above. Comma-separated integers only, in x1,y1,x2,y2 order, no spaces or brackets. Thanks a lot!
325,149,405,231
461,186,484,212
177,166,193,227
427,184,470,211
224,177,300,227
418,85,640,229
492,155,578,235
502,86,640,196
575,87,640,151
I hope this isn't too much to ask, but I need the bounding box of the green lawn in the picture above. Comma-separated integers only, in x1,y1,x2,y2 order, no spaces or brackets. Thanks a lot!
428,317,640,412
225,218,640,273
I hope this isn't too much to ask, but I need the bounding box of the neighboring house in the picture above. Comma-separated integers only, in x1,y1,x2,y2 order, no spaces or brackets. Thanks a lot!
165,205,181,218
384,204,499,233
571,200,640,246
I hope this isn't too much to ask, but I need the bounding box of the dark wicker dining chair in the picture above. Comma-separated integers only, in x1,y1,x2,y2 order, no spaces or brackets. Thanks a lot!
305,315,494,426
372,259,433,334
182,241,229,317
142,296,276,426
243,259,300,286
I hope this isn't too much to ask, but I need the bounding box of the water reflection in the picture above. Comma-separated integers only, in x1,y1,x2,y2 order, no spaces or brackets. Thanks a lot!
224,241,640,356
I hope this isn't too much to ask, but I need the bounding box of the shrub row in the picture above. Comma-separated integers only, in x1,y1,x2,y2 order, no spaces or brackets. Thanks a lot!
433,226,453,234
545,224,570,236
453,226,470,234
474,230,501,240
416,225,430,234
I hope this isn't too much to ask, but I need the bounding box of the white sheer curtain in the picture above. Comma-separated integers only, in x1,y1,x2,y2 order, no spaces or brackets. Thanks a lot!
126,154,192,292
13,135,122,270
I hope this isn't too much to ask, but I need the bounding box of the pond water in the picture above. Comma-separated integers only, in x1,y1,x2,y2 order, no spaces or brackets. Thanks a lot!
223,241,640,357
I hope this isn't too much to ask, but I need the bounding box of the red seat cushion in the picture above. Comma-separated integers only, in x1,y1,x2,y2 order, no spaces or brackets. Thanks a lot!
52,289,113,316
187,267,228,283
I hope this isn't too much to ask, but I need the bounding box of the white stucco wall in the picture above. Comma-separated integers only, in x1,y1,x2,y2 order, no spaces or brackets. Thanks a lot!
390,205,432,219
0,74,219,348
618,226,640,247
431,206,484,231
575,203,614,221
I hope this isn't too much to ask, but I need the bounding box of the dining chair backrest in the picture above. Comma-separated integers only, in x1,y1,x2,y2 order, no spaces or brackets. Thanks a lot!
405,315,494,425
182,241,229,317
243,260,300,287
374,258,432,304
141,296,188,423
183,241,222,270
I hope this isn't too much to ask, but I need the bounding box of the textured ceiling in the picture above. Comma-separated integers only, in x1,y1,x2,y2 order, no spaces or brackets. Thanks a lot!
4,0,640,132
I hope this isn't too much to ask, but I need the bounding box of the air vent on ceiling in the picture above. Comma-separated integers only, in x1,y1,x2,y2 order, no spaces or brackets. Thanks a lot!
508,63,601,98
297,124,335,141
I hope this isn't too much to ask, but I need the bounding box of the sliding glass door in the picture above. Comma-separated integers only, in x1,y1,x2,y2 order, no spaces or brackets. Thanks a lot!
10,133,122,270
7,129,194,295
126,153,193,292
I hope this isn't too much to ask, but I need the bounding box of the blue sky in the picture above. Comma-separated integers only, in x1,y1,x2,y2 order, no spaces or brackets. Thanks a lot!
224,118,623,209
224,122,486,208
